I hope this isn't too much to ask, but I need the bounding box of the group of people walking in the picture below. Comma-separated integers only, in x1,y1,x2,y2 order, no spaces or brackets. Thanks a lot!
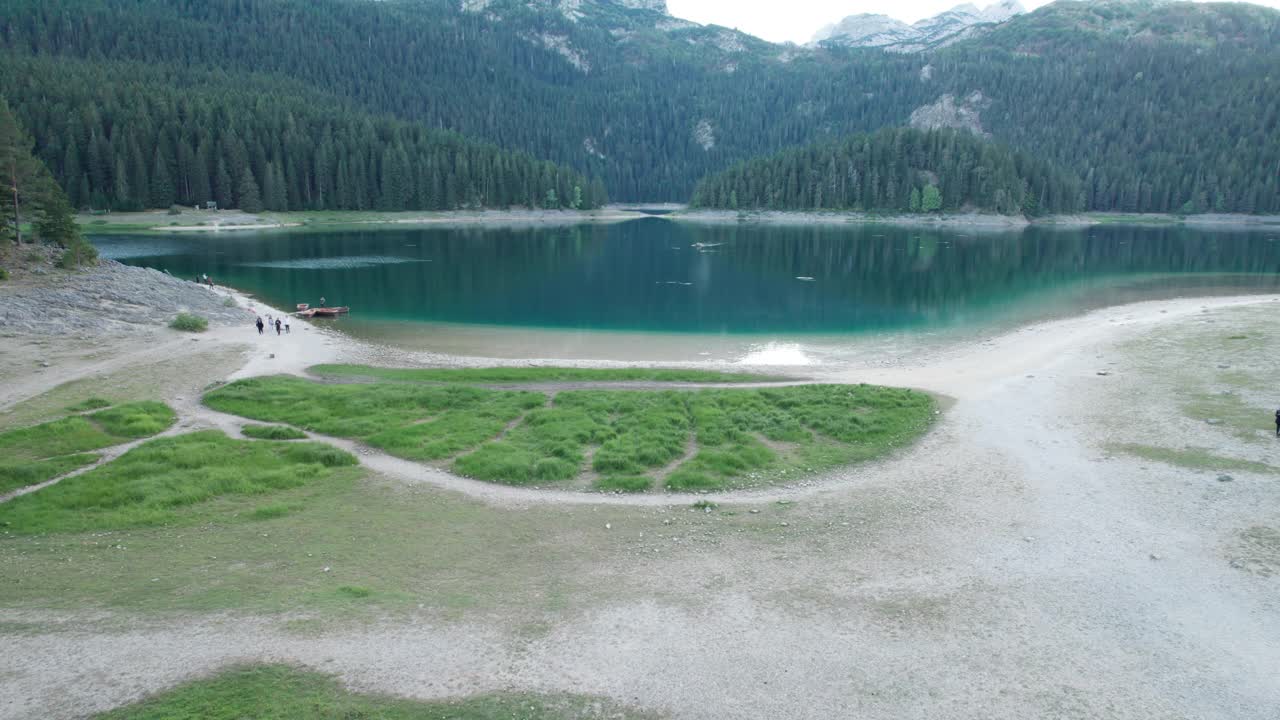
255,313,288,336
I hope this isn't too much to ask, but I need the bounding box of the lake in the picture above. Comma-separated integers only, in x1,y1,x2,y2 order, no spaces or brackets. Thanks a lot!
92,219,1280,363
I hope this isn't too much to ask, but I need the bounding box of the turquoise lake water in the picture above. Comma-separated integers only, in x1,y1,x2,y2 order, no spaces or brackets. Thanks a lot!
92,219,1280,360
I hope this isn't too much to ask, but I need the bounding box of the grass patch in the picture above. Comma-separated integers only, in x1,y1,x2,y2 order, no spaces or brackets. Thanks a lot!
0,454,98,495
92,665,655,720
0,401,174,462
1106,442,1280,475
241,424,308,441
207,375,935,492
335,585,372,599
206,375,544,462
169,312,209,332
311,364,780,384
65,397,112,412
1182,392,1272,442
250,503,290,520
0,430,357,534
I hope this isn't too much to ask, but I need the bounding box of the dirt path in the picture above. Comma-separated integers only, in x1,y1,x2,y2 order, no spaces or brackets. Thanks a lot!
3,293,1280,720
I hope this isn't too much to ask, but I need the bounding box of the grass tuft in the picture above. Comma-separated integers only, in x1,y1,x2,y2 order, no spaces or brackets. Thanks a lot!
65,398,112,413
336,585,372,599
169,312,209,332
242,424,308,441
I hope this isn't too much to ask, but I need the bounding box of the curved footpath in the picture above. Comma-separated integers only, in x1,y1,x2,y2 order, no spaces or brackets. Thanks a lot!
7,293,1277,508
2,284,1279,720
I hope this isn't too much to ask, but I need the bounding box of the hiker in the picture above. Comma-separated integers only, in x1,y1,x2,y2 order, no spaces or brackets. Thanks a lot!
255,316,264,335
275,318,282,335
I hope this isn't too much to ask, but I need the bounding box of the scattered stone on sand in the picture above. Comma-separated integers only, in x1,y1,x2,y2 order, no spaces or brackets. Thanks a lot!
1217,475,1234,482
1096,370,1110,376
1205,418,1222,425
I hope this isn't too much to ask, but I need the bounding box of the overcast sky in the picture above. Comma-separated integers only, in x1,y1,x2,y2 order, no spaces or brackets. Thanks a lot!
664,0,1280,44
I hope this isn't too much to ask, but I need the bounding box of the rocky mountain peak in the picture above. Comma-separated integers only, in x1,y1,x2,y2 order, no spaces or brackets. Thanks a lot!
812,1,1025,51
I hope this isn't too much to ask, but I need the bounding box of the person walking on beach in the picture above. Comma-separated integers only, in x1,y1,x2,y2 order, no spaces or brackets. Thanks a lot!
255,316,264,335
285,321,291,334
1274,408,1279,437
275,318,282,335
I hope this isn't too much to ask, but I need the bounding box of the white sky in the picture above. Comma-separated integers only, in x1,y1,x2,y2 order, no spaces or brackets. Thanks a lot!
664,0,1280,44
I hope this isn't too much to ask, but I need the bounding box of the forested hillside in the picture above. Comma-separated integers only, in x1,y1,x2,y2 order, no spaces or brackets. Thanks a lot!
1,0,1277,212
690,128,1081,215
0,33,606,212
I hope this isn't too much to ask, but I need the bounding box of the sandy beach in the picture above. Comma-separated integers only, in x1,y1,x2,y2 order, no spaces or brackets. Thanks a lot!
1,263,1278,719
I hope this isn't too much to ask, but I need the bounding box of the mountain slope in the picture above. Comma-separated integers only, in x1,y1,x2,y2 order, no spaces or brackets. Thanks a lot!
813,2,1026,52
1,0,1277,213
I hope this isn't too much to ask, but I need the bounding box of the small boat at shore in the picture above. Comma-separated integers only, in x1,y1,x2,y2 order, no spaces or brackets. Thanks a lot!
295,306,349,318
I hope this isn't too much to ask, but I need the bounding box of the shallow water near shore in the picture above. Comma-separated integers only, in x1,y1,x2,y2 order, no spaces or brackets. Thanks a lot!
92,219,1280,363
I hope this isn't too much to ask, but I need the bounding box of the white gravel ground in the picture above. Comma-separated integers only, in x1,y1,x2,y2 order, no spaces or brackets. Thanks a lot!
0,269,1277,720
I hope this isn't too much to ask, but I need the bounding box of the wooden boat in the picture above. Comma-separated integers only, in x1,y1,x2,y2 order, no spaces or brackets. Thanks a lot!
296,303,310,311
296,306,349,318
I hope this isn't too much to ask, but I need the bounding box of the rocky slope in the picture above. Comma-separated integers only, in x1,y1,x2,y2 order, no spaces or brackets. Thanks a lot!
812,1,1025,51
0,261,248,335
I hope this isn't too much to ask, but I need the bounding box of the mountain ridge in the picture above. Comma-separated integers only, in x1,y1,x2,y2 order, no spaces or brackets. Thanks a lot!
812,1,1026,51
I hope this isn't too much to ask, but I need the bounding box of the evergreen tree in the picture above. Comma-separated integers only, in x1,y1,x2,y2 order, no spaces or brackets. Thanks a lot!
236,166,264,213
0,97,50,244
149,147,174,208
921,184,942,213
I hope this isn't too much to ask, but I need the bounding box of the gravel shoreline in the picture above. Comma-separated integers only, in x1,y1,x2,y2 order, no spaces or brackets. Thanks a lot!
0,261,248,335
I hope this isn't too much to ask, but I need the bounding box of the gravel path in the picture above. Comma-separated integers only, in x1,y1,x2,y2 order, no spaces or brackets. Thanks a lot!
2,292,1279,720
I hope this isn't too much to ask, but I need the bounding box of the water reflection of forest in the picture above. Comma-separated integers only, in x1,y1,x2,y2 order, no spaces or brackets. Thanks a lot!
104,221,1280,332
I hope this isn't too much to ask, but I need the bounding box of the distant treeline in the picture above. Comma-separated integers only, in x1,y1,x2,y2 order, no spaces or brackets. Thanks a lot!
0,56,606,212
690,128,1081,215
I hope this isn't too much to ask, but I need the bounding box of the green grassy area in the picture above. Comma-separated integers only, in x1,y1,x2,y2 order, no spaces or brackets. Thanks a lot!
0,453,99,495
241,424,308,440
206,375,545,462
311,364,782,384
0,402,175,494
206,374,936,492
1106,442,1280,475
93,665,657,720
0,401,173,461
0,430,357,534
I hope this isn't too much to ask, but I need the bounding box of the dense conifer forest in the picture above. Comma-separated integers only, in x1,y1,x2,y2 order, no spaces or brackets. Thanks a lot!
690,128,1082,215
0,50,606,213
0,0,1276,213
